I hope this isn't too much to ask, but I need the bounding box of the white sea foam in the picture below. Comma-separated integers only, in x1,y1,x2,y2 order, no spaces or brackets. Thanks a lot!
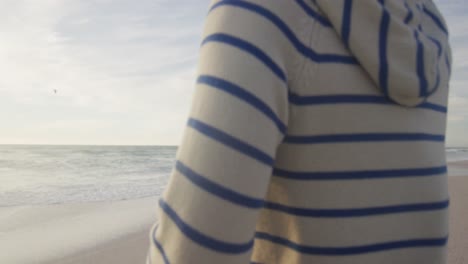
0,145,175,206
446,147,468,162
1,145,467,206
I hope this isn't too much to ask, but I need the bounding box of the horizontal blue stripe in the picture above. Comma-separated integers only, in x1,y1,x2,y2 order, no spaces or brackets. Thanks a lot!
255,232,448,255
419,101,447,113
159,199,254,254
422,5,448,35
295,0,332,27
288,93,447,113
188,118,274,166
197,75,287,134
289,93,390,105
176,160,447,218
210,0,357,64
152,227,170,264
175,161,447,219
202,33,286,83
284,132,445,144
273,166,447,180
264,200,449,217
176,160,264,209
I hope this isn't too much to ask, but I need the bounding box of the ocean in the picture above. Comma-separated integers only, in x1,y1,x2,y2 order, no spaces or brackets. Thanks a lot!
1,145,467,207
0,145,176,207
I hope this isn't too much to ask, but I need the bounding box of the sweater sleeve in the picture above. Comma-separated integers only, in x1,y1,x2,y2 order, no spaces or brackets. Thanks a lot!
148,1,290,263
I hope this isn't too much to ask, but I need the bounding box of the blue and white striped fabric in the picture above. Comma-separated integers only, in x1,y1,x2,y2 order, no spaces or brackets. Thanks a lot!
148,0,452,263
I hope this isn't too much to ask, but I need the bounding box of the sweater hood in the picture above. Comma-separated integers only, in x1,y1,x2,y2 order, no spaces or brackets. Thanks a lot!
315,0,450,107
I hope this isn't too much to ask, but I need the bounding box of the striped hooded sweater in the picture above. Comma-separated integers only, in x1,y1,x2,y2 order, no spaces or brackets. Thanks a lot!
148,0,452,263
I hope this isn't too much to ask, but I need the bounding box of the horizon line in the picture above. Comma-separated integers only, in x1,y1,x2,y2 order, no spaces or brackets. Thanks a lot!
0,143,179,147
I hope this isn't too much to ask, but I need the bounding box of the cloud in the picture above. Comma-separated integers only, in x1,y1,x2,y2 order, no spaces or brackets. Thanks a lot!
0,0,208,145
0,0,467,146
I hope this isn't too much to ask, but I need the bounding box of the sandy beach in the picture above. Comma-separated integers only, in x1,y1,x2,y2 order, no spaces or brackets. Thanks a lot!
0,197,158,264
0,163,467,264
447,161,468,264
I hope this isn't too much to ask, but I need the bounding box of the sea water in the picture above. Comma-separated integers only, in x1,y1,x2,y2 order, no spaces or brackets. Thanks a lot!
1,145,467,206
0,145,176,206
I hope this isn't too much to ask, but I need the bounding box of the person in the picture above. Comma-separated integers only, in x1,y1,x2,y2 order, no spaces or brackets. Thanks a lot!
148,0,452,263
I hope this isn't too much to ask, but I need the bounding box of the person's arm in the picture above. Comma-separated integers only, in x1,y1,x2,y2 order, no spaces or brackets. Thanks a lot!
148,1,292,263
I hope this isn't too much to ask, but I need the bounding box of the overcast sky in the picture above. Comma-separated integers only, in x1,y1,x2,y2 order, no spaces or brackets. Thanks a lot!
0,0,466,146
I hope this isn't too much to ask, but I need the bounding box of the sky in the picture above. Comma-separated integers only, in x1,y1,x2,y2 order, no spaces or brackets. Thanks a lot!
0,0,466,146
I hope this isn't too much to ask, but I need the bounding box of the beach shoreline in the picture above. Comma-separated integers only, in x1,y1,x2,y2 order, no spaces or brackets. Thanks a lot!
1,162,467,264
